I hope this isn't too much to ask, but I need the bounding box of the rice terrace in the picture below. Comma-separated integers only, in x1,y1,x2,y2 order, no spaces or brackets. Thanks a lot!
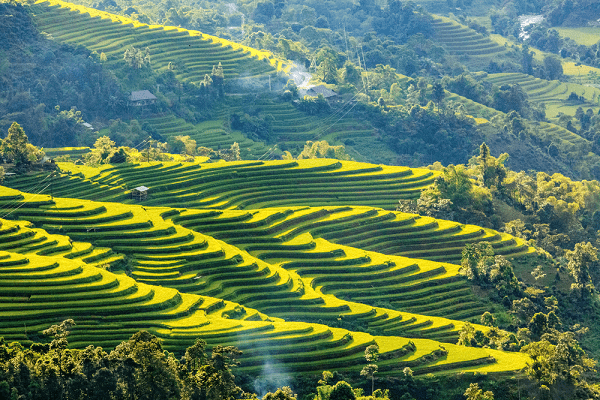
2,0,600,398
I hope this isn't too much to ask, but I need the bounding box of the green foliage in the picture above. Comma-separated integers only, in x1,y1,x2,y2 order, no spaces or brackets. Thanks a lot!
0,327,248,400
296,94,331,115
460,243,521,298
565,242,598,299
83,135,132,165
329,381,355,400
463,383,494,400
2,122,31,166
293,140,351,161
522,330,599,397
474,143,508,190
123,45,151,70
263,386,297,400
0,122,45,169
413,163,492,224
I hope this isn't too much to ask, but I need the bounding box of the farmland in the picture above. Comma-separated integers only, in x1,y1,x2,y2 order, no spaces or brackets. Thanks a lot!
0,163,534,377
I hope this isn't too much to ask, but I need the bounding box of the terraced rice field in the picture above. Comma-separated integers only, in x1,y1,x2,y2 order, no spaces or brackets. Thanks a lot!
30,0,287,84
121,115,272,159
444,86,600,169
431,16,508,62
0,185,532,376
5,159,438,209
242,100,374,147
44,147,91,159
484,73,600,120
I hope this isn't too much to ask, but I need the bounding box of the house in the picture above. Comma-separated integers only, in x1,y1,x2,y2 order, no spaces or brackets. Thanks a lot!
128,90,157,107
299,85,339,100
131,186,149,201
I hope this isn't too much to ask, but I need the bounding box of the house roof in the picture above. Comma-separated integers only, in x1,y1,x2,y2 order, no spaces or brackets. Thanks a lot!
133,186,149,192
129,90,157,101
304,85,338,98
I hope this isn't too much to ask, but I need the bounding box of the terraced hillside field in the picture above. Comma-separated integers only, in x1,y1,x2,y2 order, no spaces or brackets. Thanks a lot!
484,73,600,121
0,166,533,377
0,189,491,338
4,159,439,209
431,15,508,68
444,86,600,173
234,100,375,148
111,115,273,160
30,0,288,84
0,249,529,377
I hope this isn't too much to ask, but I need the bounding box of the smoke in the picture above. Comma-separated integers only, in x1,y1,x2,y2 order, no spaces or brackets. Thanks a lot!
253,359,292,398
228,72,270,93
288,63,313,89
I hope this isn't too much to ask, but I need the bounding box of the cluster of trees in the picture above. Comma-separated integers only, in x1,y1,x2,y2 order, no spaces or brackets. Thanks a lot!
230,111,274,142
79,133,241,166
0,122,46,171
282,140,351,161
0,320,252,400
2,323,512,400
401,143,600,251
396,143,600,397
441,74,546,121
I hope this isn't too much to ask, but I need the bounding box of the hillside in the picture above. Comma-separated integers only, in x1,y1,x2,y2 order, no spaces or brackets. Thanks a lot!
4,0,600,397
0,173,534,379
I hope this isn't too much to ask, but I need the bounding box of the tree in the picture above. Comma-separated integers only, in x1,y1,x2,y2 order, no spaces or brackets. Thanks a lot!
544,56,563,80
110,330,179,400
464,383,494,400
565,242,598,300
123,46,150,69
194,345,243,400
480,311,496,327
263,386,297,400
360,344,379,395
431,82,445,107
529,312,549,340
42,319,76,399
329,381,355,400
475,143,508,190
211,62,225,97
521,45,534,75
3,122,31,166
461,242,494,281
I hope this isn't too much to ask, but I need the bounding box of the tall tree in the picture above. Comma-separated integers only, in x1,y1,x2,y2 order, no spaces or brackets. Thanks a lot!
360,344,379,395
2,122,30,166
565,242,598,300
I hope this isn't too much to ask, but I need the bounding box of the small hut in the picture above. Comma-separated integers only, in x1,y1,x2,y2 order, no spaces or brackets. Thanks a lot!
128,90,157,107
132,186,149,201
299,85,339,101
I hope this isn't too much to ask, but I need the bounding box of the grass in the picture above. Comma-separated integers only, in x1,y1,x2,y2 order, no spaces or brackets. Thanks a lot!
555,27,600,46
